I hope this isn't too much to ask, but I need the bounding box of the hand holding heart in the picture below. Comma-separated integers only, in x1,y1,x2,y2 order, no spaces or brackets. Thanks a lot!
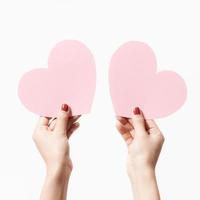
18,40,187,119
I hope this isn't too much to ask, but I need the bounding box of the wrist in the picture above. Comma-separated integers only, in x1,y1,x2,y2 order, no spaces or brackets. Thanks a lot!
46,171,69,185
127,164,155,182
46,161,72,182
46,168,71,184
127,165,160,200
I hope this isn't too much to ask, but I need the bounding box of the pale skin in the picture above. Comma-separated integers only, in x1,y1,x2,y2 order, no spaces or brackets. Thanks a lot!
33,105,164,200
32,104,80,200
116,107,164,200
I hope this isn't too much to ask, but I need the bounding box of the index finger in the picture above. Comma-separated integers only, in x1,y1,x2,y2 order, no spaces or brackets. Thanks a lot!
145,119,160,133
37,116,50,129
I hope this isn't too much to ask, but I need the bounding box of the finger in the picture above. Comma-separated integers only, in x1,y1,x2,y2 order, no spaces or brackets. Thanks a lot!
54,104,71,134
49,117,57,124
49,115,81,131
116,121,133,142
71,115,81,123
126,137,133,145
131,107,146,135
117,116,134,130
49,118,57,131
37,116,50,129
67,122,80,138
127,118,136,137
117,118,135,137
145,119,161,134
116,120,130,134
116,116,129,125
67,115,81,129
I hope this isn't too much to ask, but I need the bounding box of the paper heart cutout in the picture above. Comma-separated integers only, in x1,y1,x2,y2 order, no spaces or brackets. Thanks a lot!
109,41,187,119
18,40,96,117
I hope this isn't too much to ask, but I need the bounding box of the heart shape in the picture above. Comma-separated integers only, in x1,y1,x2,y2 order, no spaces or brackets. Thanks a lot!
109,41,187,119
18,40,96,117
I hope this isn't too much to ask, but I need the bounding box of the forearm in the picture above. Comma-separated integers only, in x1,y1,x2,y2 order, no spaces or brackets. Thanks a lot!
40,169,71,200
129,167,160,200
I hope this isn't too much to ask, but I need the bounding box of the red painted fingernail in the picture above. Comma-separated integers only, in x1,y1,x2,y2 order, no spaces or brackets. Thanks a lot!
133,107,140,115
61,104,68,112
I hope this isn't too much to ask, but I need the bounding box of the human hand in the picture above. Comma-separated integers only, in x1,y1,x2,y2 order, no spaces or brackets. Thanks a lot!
32,104,80,179
116,107,164,177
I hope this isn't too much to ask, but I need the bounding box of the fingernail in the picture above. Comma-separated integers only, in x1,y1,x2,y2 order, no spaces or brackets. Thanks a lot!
61,104,68,112
133,107,140,115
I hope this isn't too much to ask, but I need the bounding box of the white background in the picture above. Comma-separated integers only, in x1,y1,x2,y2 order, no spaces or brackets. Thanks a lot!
0,0,199,199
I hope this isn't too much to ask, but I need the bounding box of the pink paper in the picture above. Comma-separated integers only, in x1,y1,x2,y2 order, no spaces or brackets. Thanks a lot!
18,40,96,117
109,41,187,119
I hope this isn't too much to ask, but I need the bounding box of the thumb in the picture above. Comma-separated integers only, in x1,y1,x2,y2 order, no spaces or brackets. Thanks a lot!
132,107,146,135
54,104,70,134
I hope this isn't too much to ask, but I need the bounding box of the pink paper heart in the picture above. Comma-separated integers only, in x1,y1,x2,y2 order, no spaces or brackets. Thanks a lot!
109,41,187,119
18,40,96,117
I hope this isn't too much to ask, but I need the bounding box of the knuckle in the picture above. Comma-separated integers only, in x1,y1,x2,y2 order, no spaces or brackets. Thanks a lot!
158,133,165,143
